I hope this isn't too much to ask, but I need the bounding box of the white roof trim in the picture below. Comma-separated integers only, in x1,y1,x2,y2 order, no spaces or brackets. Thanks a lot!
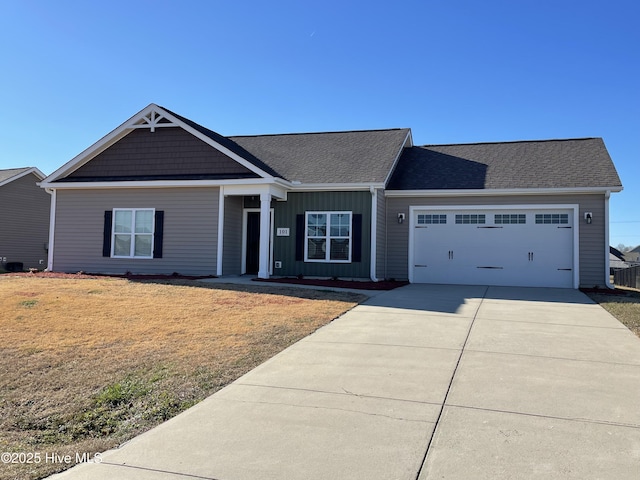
0,167,46,187
40,104,274,187
385,186,623,197
44,178,385,193
42,178,286,190
287,182,385,192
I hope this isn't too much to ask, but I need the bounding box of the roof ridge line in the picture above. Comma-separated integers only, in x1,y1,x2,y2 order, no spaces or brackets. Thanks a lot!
229,128,408,139
420,137,601,148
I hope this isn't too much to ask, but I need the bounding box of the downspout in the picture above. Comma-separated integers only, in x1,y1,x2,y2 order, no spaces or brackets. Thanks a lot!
370,186,378,282
604,190,614,289
45,188,56,271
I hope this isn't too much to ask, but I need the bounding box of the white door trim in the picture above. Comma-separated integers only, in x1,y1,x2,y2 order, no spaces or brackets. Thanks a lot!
241,208,274,275
408,204,580,288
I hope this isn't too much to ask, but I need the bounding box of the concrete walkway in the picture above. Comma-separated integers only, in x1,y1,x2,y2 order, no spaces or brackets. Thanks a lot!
51,284,640,479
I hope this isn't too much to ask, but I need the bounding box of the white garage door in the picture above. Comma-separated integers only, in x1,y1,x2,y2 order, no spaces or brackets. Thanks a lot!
411,207,576,288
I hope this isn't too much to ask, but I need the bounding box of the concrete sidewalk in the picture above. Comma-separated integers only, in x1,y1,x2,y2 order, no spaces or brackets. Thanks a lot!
51,284,640,480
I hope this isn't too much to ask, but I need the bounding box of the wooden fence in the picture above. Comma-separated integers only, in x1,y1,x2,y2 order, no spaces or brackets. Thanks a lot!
614,265,640,290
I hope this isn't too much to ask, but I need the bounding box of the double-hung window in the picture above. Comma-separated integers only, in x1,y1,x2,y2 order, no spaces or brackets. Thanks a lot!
305,212,352,262
112,209,155,258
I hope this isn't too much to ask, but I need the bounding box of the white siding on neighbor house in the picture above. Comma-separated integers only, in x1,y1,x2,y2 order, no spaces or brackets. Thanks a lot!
384,193,607,288
0,173,50,269
53,188,219,275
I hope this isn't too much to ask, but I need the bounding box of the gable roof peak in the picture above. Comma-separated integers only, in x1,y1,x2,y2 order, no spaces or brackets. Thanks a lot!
0,167,45,186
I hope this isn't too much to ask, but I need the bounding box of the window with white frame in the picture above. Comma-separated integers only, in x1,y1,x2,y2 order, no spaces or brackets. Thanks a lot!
305,212,352,262
112,209,155,258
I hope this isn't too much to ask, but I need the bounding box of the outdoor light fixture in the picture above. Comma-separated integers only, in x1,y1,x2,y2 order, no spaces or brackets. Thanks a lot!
397,213,405,224
584,212,593,224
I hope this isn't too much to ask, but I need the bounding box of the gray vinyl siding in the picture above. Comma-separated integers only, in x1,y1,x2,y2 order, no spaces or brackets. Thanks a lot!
0,173,50,269
375,189,386,280
53,188,219,275
273,191,372,278
384,193,607,287
222,196,243,275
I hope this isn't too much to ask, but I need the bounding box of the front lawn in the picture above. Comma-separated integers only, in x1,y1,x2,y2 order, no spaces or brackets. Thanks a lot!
0,276,365,480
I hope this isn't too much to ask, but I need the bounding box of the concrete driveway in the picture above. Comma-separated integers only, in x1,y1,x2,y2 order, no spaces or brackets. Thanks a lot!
51,284,640,479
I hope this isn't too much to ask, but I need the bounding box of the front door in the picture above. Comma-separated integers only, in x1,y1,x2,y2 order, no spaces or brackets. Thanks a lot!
245,211,260,274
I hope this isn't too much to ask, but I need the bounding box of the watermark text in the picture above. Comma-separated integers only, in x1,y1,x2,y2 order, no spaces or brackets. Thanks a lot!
1,451,102,465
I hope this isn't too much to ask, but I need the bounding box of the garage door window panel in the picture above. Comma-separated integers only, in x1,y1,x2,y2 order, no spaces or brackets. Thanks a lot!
417,214,447,225
455,214,486,224
495,214,526,224
535,213,569,224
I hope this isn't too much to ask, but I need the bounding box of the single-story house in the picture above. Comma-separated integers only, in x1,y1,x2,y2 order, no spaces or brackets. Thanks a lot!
39,104,623,288
0,167,50,270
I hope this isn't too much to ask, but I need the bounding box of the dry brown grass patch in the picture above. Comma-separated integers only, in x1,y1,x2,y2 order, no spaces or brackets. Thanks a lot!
0,276,365,480
586,288,640,337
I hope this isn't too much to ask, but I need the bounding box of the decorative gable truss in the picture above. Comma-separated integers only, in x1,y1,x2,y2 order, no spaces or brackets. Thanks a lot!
129,107,179,132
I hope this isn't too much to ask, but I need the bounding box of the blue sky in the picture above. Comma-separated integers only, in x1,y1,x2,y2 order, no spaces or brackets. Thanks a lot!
1,1,638,248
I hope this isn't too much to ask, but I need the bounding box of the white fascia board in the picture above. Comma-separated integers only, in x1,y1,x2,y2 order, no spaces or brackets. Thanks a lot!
41,178,285,190
385,186,623,197
287,182,385,192
382,130,413,186
1,167,46,187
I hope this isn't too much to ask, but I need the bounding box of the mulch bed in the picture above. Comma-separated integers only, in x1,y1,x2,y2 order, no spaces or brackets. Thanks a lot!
1,271,216,281
254,277,409,291
580,287,630,295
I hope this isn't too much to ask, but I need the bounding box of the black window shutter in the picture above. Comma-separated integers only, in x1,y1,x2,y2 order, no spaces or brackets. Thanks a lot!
102,211,112,257
352,214,362,262
295,214,304,261
153,211,164,259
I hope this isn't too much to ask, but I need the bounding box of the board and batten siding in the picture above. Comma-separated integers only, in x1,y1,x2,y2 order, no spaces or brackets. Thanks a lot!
0,172,50,269
384,193,607,287
53,188,219,275
222,196,243,275
375,189,386,280
272,191,372,278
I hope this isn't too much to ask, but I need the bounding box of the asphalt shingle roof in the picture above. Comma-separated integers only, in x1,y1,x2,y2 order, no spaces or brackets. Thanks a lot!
0,167,32,184
164,106,409,183
387,138,622,190
230,129,410,184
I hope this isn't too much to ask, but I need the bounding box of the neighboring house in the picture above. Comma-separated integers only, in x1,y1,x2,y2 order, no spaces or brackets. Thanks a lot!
0,167,50,270
624,246,640,263
610,246,630,272
39,104,623,288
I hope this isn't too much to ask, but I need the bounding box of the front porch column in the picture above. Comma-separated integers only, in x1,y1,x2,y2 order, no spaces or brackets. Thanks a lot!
258,192,271,279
